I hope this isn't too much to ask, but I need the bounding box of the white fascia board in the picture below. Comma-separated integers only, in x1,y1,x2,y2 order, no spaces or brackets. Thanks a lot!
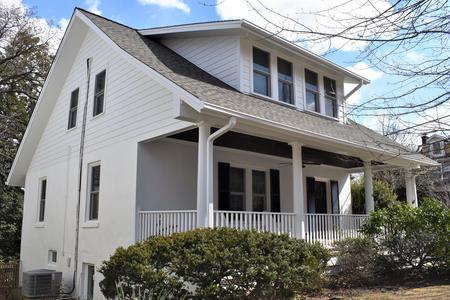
75,10,204,112
138,20,242,36
200,103,437,167
7,11,83,186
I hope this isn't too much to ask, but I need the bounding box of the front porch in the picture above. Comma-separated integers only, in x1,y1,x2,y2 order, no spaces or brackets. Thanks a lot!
135,123,417,247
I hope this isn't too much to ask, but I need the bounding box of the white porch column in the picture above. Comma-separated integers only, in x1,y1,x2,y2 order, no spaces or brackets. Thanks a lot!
405,169,418,208
196,122,210,227
363,160,374,213
290,141,305,239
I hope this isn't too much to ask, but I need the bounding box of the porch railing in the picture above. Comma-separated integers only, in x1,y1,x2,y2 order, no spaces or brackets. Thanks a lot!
213,211,296,237
138,210,197,241
138,210,369,246
305,213,369,247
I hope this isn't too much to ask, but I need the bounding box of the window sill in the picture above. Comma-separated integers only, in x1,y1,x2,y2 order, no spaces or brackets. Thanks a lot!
91,111,105,121
82,221,100,228
34,222,46,228
250,92,297,109
304,109,340,122
66,126,77,133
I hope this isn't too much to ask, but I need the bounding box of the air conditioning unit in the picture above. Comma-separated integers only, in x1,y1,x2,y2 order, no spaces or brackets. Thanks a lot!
22,269,62,298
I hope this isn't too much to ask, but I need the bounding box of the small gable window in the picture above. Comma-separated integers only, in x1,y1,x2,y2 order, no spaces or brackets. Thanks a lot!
305,69,319,112
324,77,338,118
68,88,79,129
277,58,294,104
93,70,106,116
253,47,271,96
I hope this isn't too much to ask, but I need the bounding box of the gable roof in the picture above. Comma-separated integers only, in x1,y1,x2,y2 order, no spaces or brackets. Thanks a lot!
7,9,437,186
78,9,436,167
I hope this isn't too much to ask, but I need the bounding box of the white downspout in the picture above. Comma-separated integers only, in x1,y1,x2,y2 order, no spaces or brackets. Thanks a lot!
206,117,237,227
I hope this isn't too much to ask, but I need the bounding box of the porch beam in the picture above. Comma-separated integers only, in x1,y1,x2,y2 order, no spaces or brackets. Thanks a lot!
363,160,374,213
405,169,418,208
196,122,210,227
290,141,305,239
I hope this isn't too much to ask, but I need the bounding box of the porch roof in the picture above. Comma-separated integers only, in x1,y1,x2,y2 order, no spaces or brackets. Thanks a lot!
79,9,437,168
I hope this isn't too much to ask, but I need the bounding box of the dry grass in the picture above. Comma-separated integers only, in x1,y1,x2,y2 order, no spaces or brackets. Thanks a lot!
307,283,450,299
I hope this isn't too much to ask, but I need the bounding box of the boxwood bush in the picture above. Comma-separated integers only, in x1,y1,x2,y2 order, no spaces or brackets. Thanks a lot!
99,228,330,299
361,198,450,272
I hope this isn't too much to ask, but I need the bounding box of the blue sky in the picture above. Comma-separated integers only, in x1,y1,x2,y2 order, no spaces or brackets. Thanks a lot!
15,0,448,144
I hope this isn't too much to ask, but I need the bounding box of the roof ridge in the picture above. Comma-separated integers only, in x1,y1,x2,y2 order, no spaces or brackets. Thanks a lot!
75,7,138,31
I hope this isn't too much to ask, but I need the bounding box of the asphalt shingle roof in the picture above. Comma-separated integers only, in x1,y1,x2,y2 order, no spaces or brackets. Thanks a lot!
79,9,436,166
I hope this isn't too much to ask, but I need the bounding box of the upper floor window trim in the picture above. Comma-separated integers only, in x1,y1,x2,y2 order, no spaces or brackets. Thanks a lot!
324,76,338,118
68,88,79,129
252,47,271,97
277,57,294,104
93,70,106,117
305,69,320,113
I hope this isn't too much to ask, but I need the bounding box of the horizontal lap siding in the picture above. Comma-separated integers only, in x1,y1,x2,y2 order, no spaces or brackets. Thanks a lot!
29,29,186,171
162,36,240,90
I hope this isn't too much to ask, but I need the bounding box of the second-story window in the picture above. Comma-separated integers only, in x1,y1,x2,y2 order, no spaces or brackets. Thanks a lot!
87,163,101,220
38,178,47,222
253,47,271,96
324,77,337,118
431,141,444,157
305,69,319,112
277,58,294,104
93,70,106,116
68,88,79,129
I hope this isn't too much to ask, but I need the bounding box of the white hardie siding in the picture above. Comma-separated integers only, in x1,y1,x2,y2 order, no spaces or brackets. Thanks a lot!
161,35,240,89
21,28,190,299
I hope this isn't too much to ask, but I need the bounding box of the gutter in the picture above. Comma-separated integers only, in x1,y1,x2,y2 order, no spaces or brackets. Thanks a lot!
344,80,364,100
206,117,237,227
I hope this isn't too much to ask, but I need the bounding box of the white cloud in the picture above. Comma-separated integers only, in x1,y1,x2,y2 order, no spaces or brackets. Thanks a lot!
138,0,190,13
215,0,392,54
0,0,64,53
85,0,102,15
58,18,69,33
405,51,425,63
346,62,383,81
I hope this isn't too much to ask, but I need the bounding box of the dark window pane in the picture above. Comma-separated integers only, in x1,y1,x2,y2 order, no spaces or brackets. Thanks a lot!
254,72,269,96
39,200,45,222
324,77,336,97
277,58,292,80
253,48,270,73
87,265,95,300
331,180,340,214
325,97,337,118
270,169,280,213
230,167,245,192
252,170,266,212
91,166,100,191
306,91,318,112
253,48,271,96
68,89,79,129
93,70,106,116
41,179,47,200
305,69,318,91
89,193,99,220
278,81,293,104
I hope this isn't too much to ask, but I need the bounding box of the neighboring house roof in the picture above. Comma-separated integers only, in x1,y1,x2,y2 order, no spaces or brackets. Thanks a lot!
6,8,437,186
79,9,435,166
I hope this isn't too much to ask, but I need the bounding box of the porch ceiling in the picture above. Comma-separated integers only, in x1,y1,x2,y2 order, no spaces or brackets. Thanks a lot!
169,128,366,169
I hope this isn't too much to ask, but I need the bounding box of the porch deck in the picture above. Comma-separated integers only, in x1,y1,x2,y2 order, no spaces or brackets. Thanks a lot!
138,210,369,247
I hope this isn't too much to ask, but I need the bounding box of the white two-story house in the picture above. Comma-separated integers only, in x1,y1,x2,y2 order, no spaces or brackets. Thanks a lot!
7,8,437,300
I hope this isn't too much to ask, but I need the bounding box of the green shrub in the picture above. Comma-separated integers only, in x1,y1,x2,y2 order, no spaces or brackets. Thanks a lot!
361,198,450,272
332,237,377,286
351,177,398,213
99,228,330,299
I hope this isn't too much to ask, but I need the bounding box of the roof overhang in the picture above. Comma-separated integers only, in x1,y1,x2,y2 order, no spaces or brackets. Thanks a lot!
174,100,438,169
139,19,370,85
